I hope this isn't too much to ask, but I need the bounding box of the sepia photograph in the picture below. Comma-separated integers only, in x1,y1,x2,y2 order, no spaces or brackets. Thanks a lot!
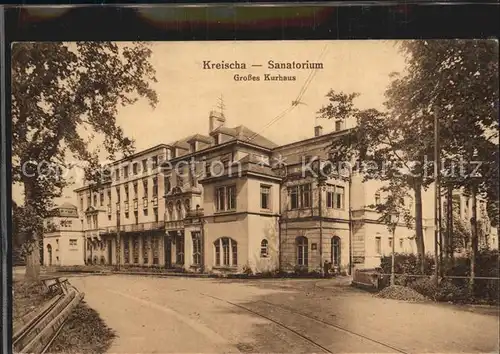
10,39,499,353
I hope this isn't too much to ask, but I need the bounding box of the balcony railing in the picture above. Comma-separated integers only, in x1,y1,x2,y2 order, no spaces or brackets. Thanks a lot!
186,209,204,218
152,196,158,207
165,220,184,231
133,199,138,211
84,229,104,238
101,226,117,234
124,201,129,213
143,197,148,209
119,221,164,233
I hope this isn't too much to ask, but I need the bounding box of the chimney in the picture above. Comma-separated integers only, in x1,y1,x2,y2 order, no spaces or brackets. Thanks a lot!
209,111,226,133
314,125,323,137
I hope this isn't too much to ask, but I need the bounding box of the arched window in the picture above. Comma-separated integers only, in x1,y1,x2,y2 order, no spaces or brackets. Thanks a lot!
214,237,237,267
331,236,341,266
260,239,269,258
167,202,174,220
296,236,308,266
176,200,183,219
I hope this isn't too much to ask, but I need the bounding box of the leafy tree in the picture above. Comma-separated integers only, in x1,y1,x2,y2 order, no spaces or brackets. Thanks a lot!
319,91,433,273
385,39,498,285
12,42,158,281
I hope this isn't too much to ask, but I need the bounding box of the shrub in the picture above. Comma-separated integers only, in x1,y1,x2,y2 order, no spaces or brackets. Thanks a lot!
409,277,470,303
294,265,308,275
242,264,253,275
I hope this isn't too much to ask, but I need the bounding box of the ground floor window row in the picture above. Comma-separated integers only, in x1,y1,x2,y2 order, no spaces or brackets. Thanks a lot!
296,236,342,267
106,235,274,268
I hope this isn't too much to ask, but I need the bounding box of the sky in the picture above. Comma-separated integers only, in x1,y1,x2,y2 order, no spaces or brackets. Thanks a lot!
12,40,407,206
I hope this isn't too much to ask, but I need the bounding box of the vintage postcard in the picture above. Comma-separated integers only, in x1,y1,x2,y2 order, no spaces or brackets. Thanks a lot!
11,39,499,353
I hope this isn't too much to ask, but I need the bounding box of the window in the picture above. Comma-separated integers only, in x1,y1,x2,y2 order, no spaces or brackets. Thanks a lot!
107,190,112,204
216,185,236,212
260,239,269,258
399,238,404,249
288,184,312,210
192,232,202,265
132,162,138,175
116,186,120,202
143,179,148,197
327,190,334,208
227,185,236,210
214,237,237,267
142,159,148,174
334,186,344,209
134,210,138,224
176,200,183,219
152,177,158,197
79,196,84,211
69,239,77,247
331,236,341,266
297,236,308,266
152,156,158,170
93,194,97,206
154,208,158,223
133,182,138,199
124,185,129,201
86,194,91,208
99,192,104,206
375,192,381,205
261,185,271,210
115,168,120,181
176,232,184,265
375,237,382,255
335,119,343,131
60,220,72,227
164,176,171,195
123,165,129,178
388,237,393,248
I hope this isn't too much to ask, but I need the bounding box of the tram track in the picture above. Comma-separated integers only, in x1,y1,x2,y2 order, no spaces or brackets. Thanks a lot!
199,292,409,354
200,292,333,353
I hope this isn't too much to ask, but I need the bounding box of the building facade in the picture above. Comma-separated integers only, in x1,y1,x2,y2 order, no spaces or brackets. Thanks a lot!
43,203,85,266
45,111,498,271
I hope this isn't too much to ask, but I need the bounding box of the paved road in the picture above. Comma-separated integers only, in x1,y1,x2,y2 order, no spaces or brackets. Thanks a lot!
69,275,498,354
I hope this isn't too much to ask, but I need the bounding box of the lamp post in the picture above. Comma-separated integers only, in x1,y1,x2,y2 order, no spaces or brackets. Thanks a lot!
116,203,121,270
313,159,328,276
390,211,400,286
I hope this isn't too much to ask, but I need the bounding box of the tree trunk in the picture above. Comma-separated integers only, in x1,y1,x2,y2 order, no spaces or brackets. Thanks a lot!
469,185,478,295
446,185,454,267
23,181,41,282
25,239,41,283
414,180,426,274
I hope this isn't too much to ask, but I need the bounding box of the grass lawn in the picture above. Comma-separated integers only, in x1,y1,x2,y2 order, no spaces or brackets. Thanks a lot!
47,300,116,354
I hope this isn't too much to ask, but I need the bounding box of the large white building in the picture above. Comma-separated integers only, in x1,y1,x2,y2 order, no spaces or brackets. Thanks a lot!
43,111,498,271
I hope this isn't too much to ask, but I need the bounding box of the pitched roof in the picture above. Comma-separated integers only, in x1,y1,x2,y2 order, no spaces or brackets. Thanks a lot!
187,134,213,144
211,125,278,149
51,202,77,210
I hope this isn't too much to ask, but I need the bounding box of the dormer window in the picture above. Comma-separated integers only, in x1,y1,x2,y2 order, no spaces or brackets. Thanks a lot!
190,141,197,152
